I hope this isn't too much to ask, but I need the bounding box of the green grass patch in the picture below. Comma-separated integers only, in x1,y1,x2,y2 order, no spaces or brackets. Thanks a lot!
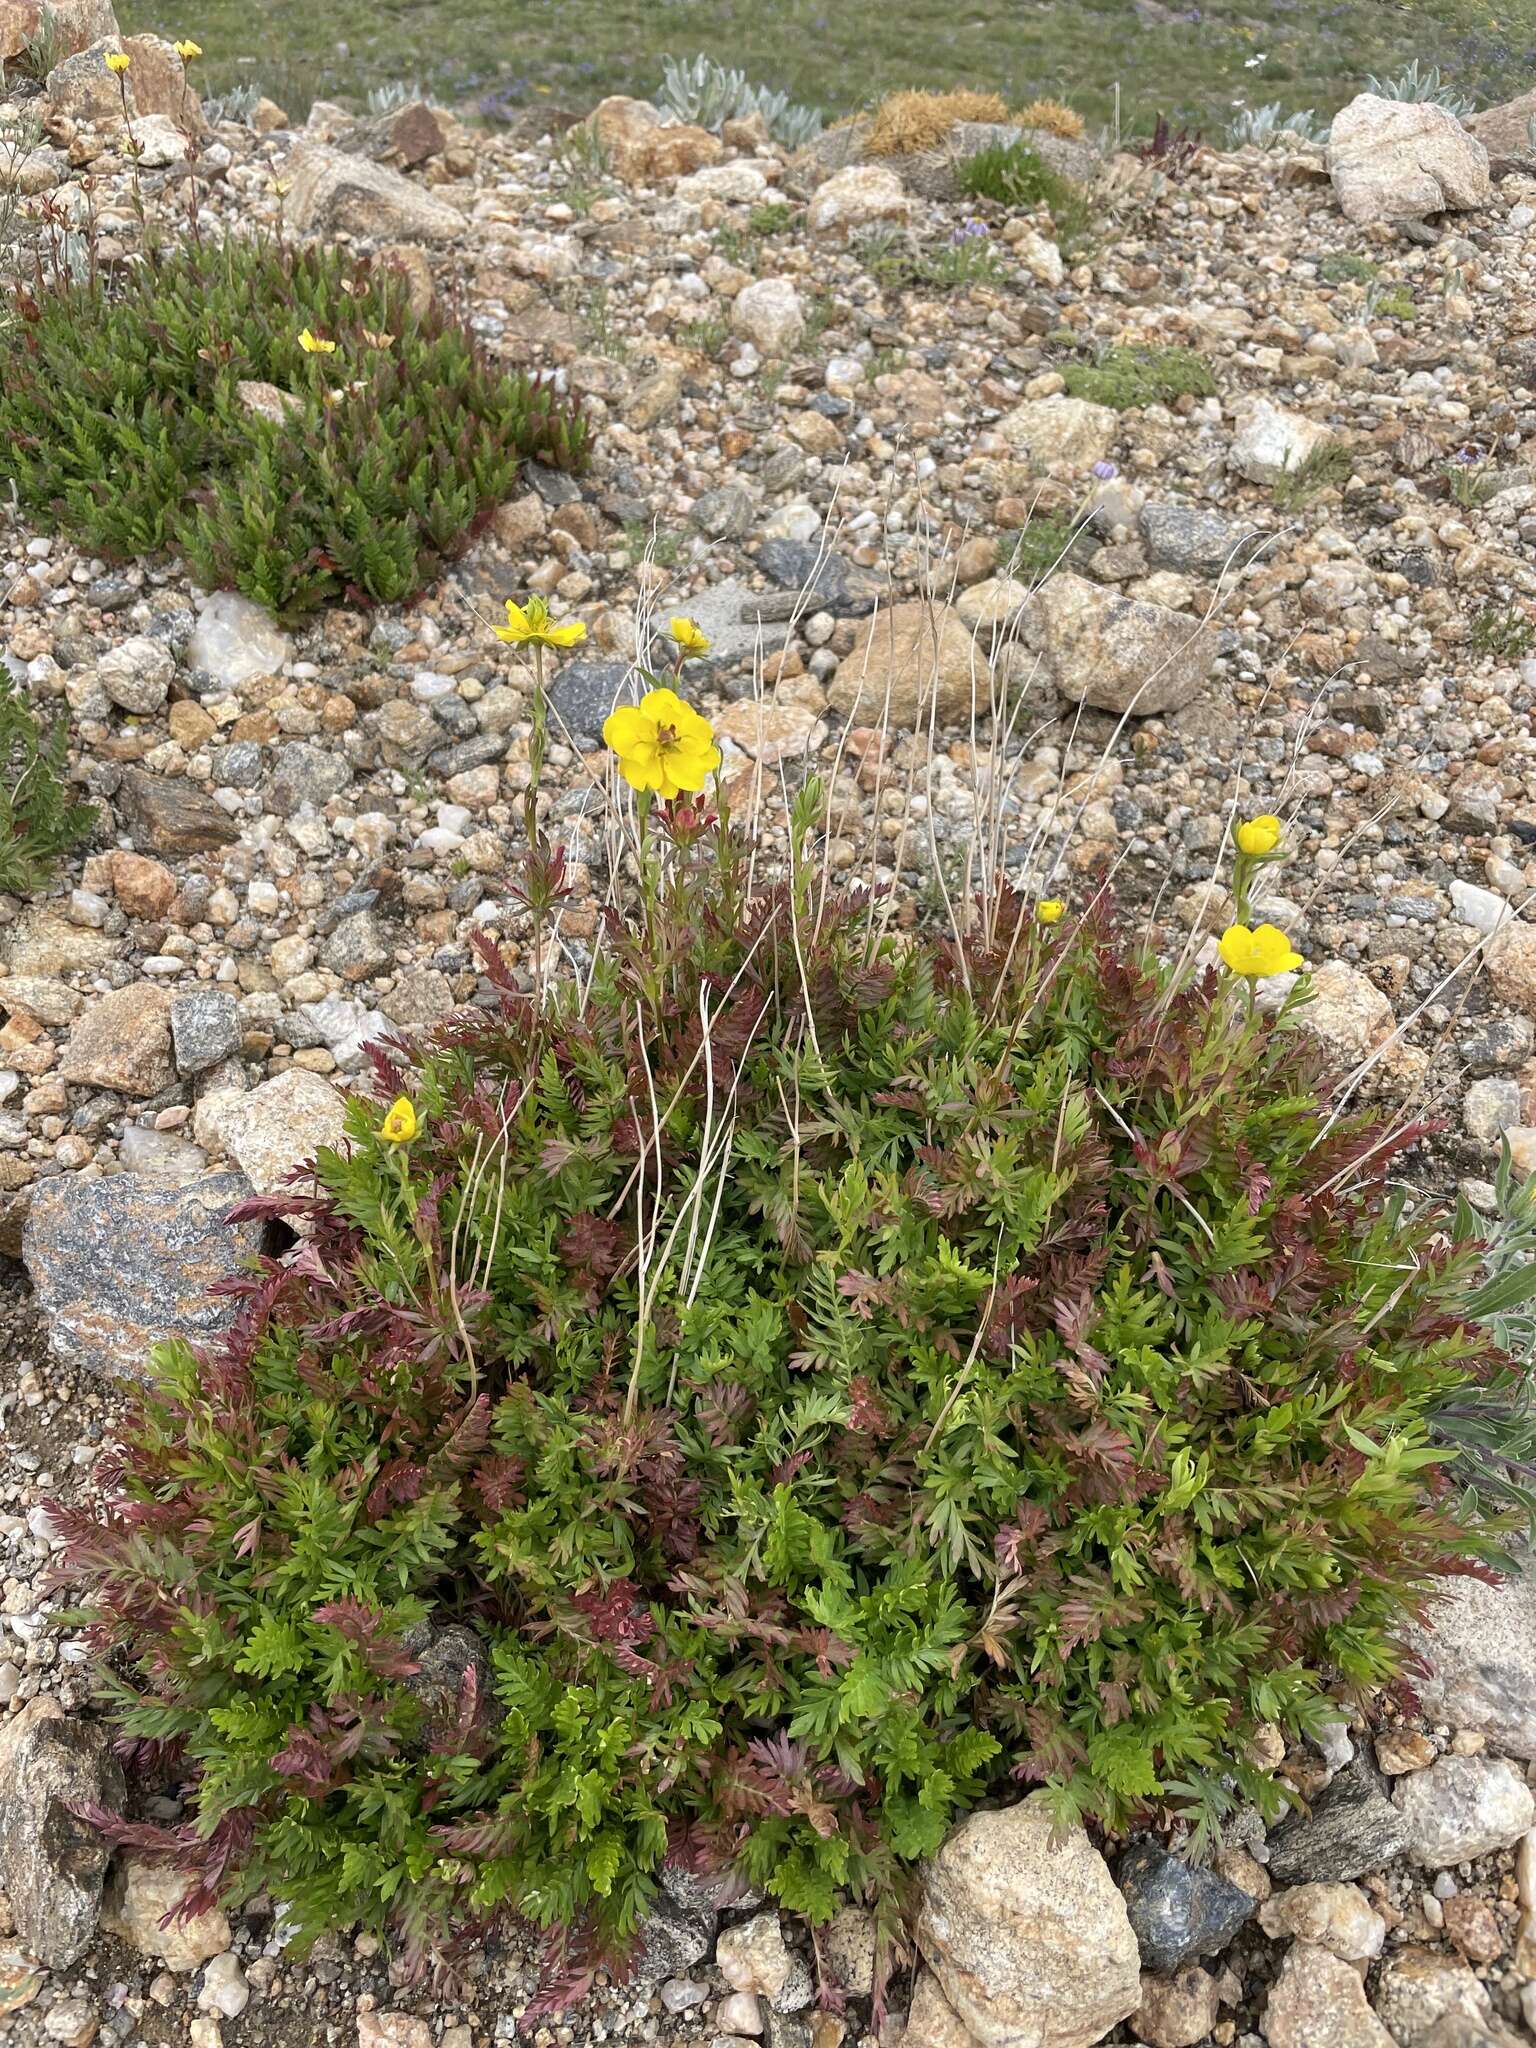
1002,511,1092,581
958,141,1097,252
2,238,586,617
1317,252,1381,286
1062,344,1215,411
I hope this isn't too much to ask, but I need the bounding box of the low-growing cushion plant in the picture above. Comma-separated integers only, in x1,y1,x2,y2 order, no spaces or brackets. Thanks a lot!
1,237,586,616
1061,344,1216,411
0,671,97,894
59,654,1517,1995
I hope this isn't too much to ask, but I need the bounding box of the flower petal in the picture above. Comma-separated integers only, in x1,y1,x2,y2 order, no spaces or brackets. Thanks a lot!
603,705,651,752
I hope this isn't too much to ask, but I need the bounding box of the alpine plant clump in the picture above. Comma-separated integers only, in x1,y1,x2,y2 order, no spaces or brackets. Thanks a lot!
58,612,1517,2000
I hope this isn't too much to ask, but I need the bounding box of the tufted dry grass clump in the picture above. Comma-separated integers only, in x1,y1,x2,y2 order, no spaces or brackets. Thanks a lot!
866,87,1010,155
1018,97,1086,139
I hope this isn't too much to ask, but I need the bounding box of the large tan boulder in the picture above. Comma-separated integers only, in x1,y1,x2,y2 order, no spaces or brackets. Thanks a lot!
827,601,990,726
584,96,722,182
995,395,1117,475
806,162,911,234
44,37,130,125
1299,960,1394,1066
918,1804,1141,2048
1327,93,1490,223
58,982,173,1095
1470,87,1536,167
1025,573,1215,716
207,1067,350,1194
2,0,115,61
284,141,464,242
121,32,207,134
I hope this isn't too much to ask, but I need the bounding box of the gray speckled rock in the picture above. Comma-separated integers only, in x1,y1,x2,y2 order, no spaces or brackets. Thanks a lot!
548,658,632,742
171,989,241,1076
22,1170,259,1379
755,540,883,613
1403,1554,1536,1759
1265,1751,1409,1884
266,741,353,816
0,1698,125,1968
629,1891,715,1992
1140,505,1253,576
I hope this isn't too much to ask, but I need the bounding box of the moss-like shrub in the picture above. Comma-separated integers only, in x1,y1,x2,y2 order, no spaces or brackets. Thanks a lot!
1271,440,1354,511
62,774,1510,1986
1062,344,1216,411
1,239,586,616
0,672,96,893
1003,509,1092,581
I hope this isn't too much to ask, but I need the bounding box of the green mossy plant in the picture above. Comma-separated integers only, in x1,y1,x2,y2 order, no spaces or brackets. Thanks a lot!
1002,510,1091,581
1470,603,1536,660
1318,251,1380,286
0,238,587,618
0,673,96,894
1271,441,1354,512
1062,345,1216,411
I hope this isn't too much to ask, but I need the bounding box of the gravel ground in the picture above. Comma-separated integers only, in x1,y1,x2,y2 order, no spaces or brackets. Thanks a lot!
6,45,1536,2048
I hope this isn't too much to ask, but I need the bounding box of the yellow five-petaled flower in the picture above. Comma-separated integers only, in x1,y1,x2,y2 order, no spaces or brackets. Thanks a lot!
670,616,710,658
298,327,337,355
1235,814,1282,857
105,48,131,71
380,1096,419,1144
1218,922,1303,978
1036,899,1065,926
494,596,587,649
604,687,721,800
174,38,202,59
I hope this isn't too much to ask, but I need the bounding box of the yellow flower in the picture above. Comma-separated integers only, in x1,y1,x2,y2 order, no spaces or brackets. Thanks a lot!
670,615,710,658
298,328,337,355
604,687,721,800
494,596,587,649
104,49,130,71
1036,899,1065,925
1235,814,1282,857
1218,922,1303,978
173,38,202,58
380,1096,418,1144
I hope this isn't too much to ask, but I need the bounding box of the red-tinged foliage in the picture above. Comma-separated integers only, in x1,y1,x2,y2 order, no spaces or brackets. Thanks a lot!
56,862,1517,1996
